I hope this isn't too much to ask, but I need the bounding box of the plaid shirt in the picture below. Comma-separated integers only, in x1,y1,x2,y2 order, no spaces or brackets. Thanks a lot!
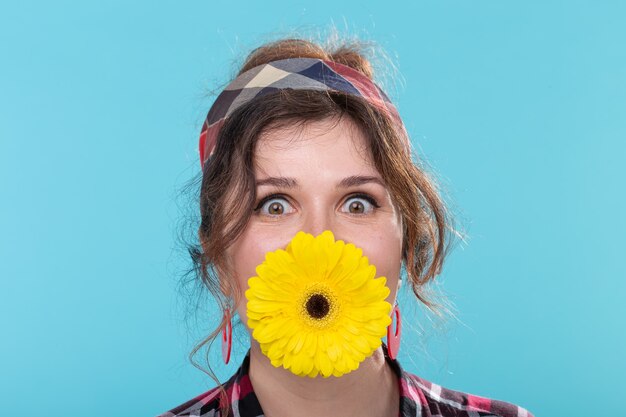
158,346,533,417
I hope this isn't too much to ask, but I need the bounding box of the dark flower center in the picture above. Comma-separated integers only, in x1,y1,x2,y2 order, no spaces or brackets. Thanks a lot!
306,294,330,319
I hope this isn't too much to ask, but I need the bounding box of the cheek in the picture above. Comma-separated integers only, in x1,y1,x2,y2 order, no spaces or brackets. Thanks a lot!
365,239,403,278
229,227,300,330
229,228,290,303
227,235,264,328
353,229,403,300
231,240,263,292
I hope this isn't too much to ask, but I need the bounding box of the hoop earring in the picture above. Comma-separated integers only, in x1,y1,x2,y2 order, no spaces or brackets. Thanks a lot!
222,309,232,364
386,303,402,360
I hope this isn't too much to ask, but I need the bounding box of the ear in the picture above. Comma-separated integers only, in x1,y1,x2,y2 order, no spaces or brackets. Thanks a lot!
218,253,243,303
198,230,235,299
214,260,233,299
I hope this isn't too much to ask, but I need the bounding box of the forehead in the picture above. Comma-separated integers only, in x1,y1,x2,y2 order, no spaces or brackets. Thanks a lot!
254,117,377,176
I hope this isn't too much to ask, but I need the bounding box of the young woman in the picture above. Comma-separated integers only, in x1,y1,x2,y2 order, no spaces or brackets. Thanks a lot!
158,38,533,417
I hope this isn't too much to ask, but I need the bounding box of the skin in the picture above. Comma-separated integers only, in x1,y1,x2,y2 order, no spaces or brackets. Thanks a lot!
225,116,403,417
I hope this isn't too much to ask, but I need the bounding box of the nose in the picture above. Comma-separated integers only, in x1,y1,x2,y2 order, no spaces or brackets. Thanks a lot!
300,203,335,238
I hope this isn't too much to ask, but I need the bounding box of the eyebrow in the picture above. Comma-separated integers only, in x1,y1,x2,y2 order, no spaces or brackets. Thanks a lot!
255,175,385,189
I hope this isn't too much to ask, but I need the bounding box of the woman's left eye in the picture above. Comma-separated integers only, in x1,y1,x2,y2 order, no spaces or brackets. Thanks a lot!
341,194,379,214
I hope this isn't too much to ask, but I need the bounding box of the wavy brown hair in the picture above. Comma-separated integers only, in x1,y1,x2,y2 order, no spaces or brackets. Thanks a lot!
177,36,461,416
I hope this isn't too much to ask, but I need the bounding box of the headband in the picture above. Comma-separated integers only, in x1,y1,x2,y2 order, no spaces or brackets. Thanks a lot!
198,57,406,169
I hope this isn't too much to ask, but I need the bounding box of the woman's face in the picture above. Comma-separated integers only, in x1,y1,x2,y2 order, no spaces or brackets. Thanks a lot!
227,116,404,331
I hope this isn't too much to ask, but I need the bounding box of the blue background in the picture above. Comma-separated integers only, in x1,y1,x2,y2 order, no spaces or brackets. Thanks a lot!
1,1,624,415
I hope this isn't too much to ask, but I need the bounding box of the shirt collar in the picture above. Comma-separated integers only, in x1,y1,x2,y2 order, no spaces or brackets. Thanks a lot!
229,343,417,417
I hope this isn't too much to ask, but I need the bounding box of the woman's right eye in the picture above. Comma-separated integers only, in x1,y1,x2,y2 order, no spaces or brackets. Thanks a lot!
254,196,295,216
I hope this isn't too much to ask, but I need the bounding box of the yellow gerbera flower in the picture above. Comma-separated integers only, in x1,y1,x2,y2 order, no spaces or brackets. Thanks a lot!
245,230,392,378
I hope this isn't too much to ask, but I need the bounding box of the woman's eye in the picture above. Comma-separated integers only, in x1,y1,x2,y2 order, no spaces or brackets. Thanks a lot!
255,196,294,216
341,195,379,214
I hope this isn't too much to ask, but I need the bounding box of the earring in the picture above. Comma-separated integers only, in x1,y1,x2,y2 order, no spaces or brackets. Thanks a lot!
222,309,232,364
386,303,402,360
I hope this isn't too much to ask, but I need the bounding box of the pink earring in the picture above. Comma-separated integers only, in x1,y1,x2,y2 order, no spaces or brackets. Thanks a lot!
222,309,232,364
386,303,402,360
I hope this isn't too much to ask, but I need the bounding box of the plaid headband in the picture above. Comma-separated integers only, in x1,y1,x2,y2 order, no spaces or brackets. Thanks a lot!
198,57,406,168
